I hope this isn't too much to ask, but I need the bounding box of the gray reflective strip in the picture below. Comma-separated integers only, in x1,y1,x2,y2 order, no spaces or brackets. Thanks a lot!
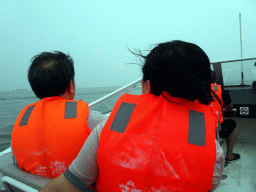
65,102,77,119
19,105,35,126
110,102,136,133
64,169,95,192
213,85,218,91
188,110,205,146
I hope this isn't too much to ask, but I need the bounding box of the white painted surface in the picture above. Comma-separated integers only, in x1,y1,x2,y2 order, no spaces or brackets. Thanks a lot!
214,141,256,191
0,148,11,157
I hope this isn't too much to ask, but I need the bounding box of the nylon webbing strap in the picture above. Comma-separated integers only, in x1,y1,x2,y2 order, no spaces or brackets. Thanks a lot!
110,102,136,133
210,89,224,109
64,169,95,192
188,110,206,146
19,105,35,126
65,102,77,119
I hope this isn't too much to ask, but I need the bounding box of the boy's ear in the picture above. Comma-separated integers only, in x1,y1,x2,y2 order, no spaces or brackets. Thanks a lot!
70,80,75,94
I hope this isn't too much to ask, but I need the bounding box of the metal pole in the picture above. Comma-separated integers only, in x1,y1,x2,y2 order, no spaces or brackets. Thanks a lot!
211,57,256,64
239,13,244,85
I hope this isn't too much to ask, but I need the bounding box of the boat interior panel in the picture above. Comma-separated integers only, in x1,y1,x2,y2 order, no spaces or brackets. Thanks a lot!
0,152,51,191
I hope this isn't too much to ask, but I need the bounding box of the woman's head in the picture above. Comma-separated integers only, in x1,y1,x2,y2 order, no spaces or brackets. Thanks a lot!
140,40,214,105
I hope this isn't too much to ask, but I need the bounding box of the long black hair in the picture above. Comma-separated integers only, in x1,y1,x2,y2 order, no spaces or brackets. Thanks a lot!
130,40,214,105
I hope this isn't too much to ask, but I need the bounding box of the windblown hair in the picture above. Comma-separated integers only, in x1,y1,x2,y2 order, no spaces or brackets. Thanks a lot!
210,70,216,84
130,40,214,105
28,51,75,99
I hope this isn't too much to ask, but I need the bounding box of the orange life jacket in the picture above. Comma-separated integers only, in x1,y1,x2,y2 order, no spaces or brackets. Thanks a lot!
12,96,91,178
211,83,224,124
96,92,218,192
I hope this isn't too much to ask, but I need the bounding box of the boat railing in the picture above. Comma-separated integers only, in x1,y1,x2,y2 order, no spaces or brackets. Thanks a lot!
1,176,39,192
88,57,256,114
88,78,142,113
211,57,256,86
211,57,256,64
222,67,256,85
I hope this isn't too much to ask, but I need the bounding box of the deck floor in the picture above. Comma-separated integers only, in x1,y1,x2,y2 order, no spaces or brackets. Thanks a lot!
215,117,256,191
215,141,256,191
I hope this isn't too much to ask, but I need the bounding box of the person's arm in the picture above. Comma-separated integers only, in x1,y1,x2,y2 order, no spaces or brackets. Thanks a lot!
40,174,83,192
40,119,107,192
210,139,225,191
87,110,107,131
224,103,233,111
222,91,233,115
223,103,233,116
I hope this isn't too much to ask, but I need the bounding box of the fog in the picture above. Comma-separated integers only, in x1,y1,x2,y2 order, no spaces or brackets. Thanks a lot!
1,0,256,91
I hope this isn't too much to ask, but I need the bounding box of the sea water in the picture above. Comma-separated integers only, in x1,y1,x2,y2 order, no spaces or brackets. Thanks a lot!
0,86,142,152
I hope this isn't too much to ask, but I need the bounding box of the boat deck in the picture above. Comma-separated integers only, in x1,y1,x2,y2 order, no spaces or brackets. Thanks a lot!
215,117,256,191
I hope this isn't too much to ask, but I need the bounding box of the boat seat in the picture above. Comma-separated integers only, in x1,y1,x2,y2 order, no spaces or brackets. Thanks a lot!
0,152,51,191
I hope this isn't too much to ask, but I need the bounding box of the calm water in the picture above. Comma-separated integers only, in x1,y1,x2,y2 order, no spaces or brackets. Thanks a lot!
0,86,142,152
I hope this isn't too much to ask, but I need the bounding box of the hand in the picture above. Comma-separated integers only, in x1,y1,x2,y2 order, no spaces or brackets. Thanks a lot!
225,106,232,112
223,108,226,116
223,104,233,116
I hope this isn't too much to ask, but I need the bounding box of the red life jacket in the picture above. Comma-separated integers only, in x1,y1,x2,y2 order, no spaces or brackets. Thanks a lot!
96,92,218,191
12,96,91,178
211,83,224,124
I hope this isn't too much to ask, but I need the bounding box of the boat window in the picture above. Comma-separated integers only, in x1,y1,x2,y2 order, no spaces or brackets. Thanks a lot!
220,59,256,86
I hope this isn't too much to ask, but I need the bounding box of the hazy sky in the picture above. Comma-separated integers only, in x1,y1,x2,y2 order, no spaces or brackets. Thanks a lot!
1,0,256,91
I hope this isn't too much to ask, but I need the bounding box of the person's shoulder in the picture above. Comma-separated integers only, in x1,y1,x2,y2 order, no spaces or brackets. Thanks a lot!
205,104,219,117
22,101,39,110
119,93,138,99
197,102,218,121
115,93,145,104
72,99,89,109
75,99,88,104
